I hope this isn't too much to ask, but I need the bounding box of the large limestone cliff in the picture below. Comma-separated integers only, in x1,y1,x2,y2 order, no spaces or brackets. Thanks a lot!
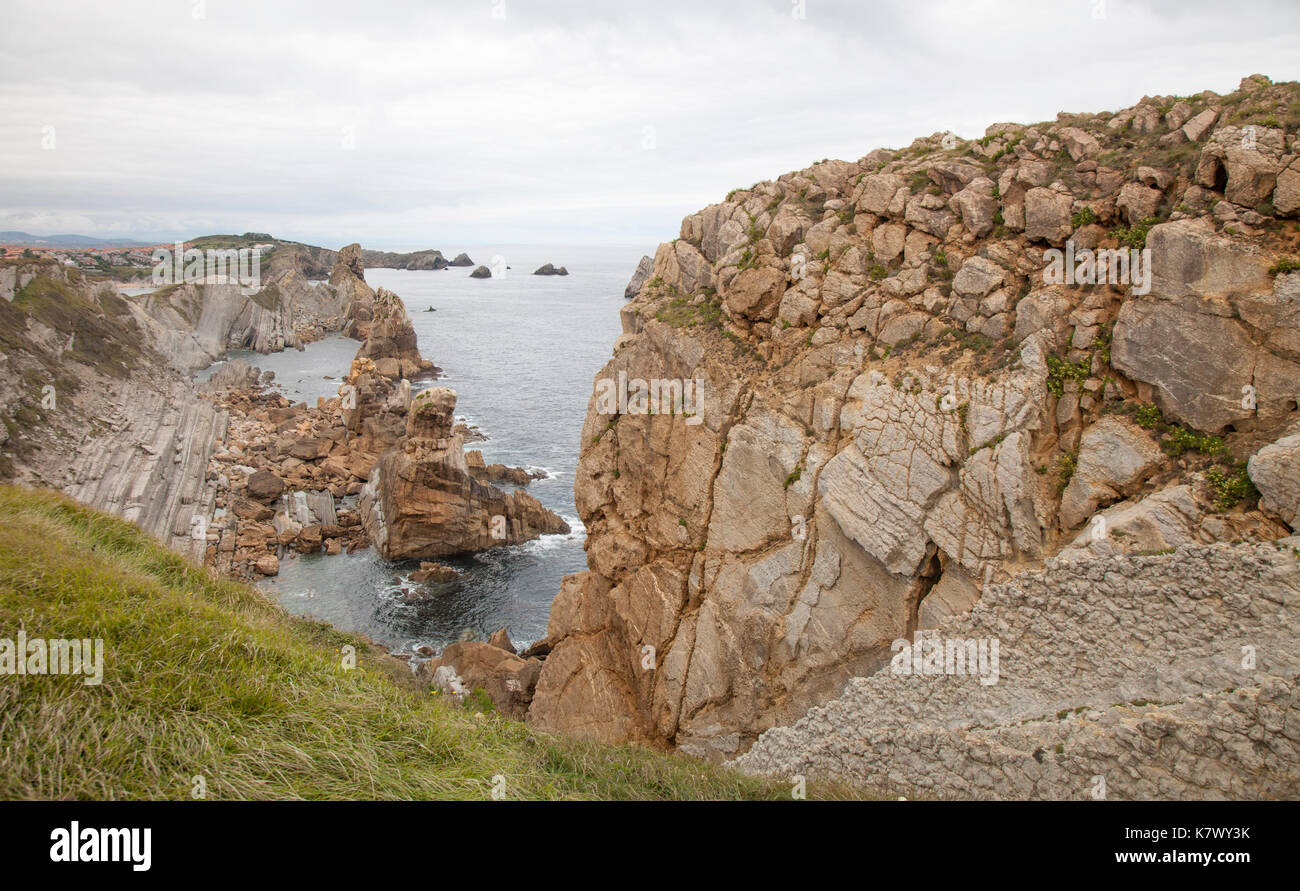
527,74,1300,764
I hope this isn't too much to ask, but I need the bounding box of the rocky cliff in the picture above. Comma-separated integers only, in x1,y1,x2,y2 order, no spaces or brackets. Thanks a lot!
0,261,223,559
525,74,1300,770
359,387,570,559
1,241,554,580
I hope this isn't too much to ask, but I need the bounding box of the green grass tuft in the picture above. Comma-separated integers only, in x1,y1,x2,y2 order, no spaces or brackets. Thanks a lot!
0,486,847,801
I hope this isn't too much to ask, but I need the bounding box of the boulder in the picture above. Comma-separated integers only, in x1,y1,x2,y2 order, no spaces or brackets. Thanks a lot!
1058,126,1101,161
1273,158,1300,217
246,469,285,502
1059,418,1165,529
1249,433,1300,530
533,263,569,276
951,256,1005,300
949,180,998,237
423,641,542,718
1181,107,1218,142
1116,182,1163,225
449,253,474,267
722,266,786,321
469,265,492,279
1023,188,1072,243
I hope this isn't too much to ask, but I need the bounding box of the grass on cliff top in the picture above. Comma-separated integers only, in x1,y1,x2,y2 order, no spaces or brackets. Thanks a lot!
0,486,825,801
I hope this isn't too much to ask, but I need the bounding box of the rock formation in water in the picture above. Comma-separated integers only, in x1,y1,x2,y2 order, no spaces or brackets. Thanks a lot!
469,265,492,279
2,237,554,581
449,253,475,267
359,386,570,559
361,248,449,270
521,74,1300,784
533,263,569,276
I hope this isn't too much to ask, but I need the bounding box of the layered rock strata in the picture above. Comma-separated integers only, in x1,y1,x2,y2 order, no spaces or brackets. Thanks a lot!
524,75,1300,768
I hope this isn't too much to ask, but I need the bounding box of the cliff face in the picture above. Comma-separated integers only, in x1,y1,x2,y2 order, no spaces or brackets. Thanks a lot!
135,255,351,372
527,74,1300,761
0,261,223,559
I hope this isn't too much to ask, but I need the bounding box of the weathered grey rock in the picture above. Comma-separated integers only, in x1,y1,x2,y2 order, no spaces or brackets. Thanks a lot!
1059,417,1164,529
1023,188,1072,243
735,541,1300,800
1249,432,1300,529
951,256,1005,300
624,255,654,298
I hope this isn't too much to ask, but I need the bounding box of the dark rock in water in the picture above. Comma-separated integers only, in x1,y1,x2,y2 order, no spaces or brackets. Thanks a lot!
624,255,653,298
424,306,435,312
449,252,474,267
533,263,569,276
469,265,492,279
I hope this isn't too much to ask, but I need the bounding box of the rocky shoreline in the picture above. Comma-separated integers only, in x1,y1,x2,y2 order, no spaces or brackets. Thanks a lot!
0,241,566,592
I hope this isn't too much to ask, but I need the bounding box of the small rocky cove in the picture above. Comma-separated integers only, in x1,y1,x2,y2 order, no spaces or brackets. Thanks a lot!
3,74,1300,800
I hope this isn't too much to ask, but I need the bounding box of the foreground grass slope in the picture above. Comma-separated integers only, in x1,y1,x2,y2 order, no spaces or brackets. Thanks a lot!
0,486,822,800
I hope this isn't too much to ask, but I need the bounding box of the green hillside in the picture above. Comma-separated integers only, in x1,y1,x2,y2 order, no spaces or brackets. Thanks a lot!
0,486,832,800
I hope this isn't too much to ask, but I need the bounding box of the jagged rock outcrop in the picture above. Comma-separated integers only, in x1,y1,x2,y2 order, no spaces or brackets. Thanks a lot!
533,263,569,276
420,640,542,718
734,540,1300,800
526,75,1300,763
1112,221,1298,435
353,287,436,380
625,255,654,299
359,387,569,560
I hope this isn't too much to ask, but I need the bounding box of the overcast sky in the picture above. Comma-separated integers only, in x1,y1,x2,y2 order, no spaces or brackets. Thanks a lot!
2,0,1298,250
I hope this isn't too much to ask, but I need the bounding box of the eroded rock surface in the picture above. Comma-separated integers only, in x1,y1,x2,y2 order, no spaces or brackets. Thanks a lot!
525,76,1300,769
359,387,569,560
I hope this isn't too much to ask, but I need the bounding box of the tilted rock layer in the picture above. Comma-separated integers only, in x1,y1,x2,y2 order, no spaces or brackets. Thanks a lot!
734,540,1300,800
527,74,1300,775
